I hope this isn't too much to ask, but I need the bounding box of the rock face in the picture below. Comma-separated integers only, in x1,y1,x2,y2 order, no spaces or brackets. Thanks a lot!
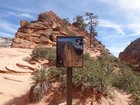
11,11,109,59
11,11,90,49
0,37,13,47
119,38,140,71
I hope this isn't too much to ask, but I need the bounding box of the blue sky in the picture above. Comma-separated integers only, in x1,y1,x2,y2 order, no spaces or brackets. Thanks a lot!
0,0,140,57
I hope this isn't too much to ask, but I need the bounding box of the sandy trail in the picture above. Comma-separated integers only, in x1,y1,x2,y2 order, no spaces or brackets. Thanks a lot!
0,48,33,105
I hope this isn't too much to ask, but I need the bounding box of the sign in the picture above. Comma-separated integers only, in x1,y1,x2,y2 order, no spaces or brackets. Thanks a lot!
56,36,83,67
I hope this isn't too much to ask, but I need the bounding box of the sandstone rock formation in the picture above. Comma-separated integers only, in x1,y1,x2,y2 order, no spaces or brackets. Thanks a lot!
11,11,90,49
11,11,108,59
119,38,140,71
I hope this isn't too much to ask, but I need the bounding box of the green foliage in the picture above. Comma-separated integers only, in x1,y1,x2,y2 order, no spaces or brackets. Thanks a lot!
32,67,48,84
46,49,140,102
48,52,114,95
73,15,87,29
112,63,140,103
65,27,76,35
24,21,31,27
133,93,140,104
91,41,99,46
113,68,140,93
47,67,67,85
85,12,99,37
62,18,70,26
39,13,49,21
31,45,56,64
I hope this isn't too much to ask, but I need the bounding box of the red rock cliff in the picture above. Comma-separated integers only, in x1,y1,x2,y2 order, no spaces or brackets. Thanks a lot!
119,38,140,71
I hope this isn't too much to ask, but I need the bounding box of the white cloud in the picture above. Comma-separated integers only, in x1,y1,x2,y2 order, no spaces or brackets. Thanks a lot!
126,23,140,37
99,19,125,36
118,0,140,12
19,13,34,19
8,11,16,15
8,11,35,19
99,0,140,22
127,23,140,32
99,0,140,11
0,20,18,33
128,32,140,37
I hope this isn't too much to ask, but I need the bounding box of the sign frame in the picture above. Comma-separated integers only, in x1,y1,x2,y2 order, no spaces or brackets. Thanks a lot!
56,36,84,68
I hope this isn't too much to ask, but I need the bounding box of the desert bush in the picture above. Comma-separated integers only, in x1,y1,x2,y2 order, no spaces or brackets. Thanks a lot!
47,52,114,95
112,63,140,103
133,93,140,104
64,27,76,35
32,67,48,85
62,18,70,26
24,21,31,27
113,67,140,93
91,41,99,46
30,67,49,103
31,45,56,64
39,13,49,21
47,67,67,85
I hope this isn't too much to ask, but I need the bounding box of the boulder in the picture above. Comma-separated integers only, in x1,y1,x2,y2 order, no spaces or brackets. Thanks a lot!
29,81,48,103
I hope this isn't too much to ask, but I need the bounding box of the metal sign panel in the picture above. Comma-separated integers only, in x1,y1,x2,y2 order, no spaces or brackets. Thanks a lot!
56,36,83,67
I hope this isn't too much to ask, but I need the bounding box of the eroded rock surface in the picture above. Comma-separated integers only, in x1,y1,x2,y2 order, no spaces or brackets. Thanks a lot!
119,38,140,71
11,11,90,49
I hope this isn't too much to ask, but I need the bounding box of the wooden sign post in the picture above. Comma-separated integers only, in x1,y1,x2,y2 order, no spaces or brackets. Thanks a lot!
67,67,72,105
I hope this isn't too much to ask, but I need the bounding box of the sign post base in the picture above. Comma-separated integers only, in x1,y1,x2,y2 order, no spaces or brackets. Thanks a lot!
67,67,72,105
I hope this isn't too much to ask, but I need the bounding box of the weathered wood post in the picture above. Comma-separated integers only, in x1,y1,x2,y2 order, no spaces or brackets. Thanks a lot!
67,67,72,105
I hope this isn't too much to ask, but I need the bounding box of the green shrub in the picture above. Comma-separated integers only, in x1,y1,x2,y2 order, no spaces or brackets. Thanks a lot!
91,41,99,46
113,69,140,93
46,50,140,101
32,67,48,84
65,27,76,35
47,52,114,95
62,18,70,26
24,21,31,27
47,67,67,85
112,63,140,103
30,67,49,103
31,45,56,63
39,13,49,21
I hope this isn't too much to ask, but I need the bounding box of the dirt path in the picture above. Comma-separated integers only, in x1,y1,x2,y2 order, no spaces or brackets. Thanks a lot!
0,48,34,105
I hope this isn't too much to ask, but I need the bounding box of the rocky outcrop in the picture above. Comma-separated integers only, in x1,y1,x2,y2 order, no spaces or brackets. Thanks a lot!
29,81,48,103
11,11,91,49
0,37,13,47
11,11,108,59
119,38,140,71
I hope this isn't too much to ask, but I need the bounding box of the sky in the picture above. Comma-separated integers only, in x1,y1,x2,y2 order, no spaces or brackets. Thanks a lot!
0,0,140,57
